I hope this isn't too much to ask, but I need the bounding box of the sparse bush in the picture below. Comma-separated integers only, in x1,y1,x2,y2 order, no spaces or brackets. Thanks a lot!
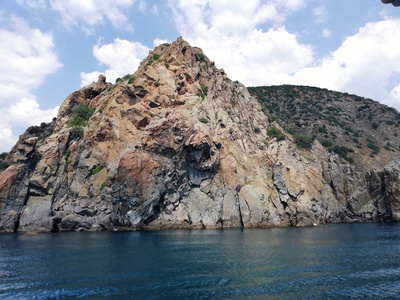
293,134,314,150
321,140,333,148
267,127,285,141
128,76,136,84
254,127,261,134
65,148,71,159
69,105,96,127
100,182,106,191
0,161,9,172
68,105,96,139
366,138,380,155
196,53,207,65
199,118,209,124
122,74,131,80
70,126,84,138
197,83,208,100
92,165,103,175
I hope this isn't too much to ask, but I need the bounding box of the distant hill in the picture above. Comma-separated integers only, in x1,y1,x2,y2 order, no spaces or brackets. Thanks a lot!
248,85,400,169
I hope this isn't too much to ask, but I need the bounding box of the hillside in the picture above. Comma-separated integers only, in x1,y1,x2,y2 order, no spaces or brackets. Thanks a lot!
0,38,399,233
248,85,400,169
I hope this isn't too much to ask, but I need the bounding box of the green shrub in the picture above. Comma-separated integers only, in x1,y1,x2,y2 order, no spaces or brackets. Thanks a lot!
65,148,71,159
68,105,95,127
122,74,131,80
68,105,96,138
115,77,123,83
100,182,106,191
385,120,394,125
66,159,72,165
321,140,333,148
366,138,380,155
293,134,314,150
372,122,379,129
196,53,207,65
254,127,261,134
199,118,209,124
304,156,315,163
0,161,9,172
0,152,7,160
70,126,84,138
153,53,160,60
92,165,103,175
128,76,136,84
267,127,285,141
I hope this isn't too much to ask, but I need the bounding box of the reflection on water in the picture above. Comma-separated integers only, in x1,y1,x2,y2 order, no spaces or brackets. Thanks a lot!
1,223,400,299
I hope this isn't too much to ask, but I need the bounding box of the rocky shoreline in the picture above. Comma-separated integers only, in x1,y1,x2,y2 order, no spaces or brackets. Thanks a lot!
1,37,399,233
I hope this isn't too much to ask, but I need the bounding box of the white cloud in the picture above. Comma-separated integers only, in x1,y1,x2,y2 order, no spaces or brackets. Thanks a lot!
291,19,400,111
139,0,146,12
0,16,61,152
8,97,59,125
322,28,332,38
49,0,135,30
151,4,158,15
153,38,168,48
313,6,327,24
80,71,102,88
16,0,46,9
168,0,312,86
80,38,150,86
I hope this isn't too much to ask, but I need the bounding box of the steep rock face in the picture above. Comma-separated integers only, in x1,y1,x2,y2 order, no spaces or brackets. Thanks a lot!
1,37,399,232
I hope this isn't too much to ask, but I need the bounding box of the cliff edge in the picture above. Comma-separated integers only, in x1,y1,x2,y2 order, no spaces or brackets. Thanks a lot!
1,37,399,233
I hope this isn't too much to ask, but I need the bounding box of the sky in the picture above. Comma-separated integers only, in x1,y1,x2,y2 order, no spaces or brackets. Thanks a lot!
1,0,400,152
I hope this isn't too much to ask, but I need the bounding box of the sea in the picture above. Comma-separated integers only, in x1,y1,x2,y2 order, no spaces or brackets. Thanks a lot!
1,223,400,299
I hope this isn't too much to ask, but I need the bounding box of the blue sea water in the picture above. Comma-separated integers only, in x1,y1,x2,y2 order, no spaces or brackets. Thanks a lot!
1,223,400,299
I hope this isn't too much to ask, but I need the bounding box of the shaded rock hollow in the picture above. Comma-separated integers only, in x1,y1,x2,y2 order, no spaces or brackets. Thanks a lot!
1,37,400,233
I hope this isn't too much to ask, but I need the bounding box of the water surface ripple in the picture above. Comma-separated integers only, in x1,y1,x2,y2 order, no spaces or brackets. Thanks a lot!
1,223,400,299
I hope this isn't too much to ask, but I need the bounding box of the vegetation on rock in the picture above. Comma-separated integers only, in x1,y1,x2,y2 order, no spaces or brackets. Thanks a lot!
68,105,96,138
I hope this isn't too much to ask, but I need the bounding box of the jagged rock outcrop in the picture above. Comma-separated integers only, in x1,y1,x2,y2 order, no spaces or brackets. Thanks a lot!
1,37,400,233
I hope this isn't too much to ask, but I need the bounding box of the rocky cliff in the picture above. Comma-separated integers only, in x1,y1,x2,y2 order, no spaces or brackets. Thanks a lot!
1,37,399,233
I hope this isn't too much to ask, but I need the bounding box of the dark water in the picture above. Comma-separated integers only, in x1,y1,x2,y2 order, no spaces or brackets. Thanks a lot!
1,224,400,299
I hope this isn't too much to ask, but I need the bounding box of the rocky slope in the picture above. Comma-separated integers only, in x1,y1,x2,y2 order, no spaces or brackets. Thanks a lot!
248,85,400,169
1,37,400,233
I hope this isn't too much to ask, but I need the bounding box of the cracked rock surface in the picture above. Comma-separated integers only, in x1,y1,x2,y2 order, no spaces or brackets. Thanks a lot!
1,37,400,232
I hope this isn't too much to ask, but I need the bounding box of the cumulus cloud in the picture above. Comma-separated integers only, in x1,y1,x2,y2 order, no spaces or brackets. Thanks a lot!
0,16,61,152
291,19,400,111
80,38,150,87
168,0,312,86
49,0,135,30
